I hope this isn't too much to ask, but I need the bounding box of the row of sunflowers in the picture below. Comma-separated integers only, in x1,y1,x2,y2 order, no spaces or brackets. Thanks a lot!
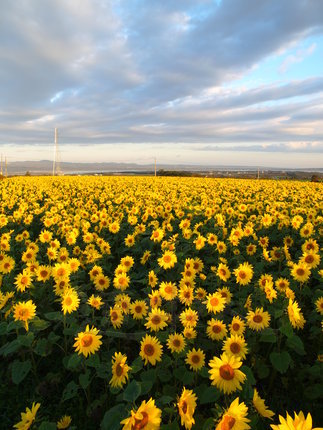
0,176,322,429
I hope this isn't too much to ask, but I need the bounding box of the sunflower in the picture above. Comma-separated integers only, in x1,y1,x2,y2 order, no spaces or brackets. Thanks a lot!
290,263,311,283
57,415,72,429
300,252,320,269
206,318,227,341
185,348,205,371
150,228,164,242
204,292,226,314
13,300,36,331
148,270,158,288
177,387,197,430
234,262,253,286
141,250,151,265
302,239,319,254
167,333,186,353
217,287,232,304
178,285,195,306
68,258,80,273
195,287,207,300
110,352,131,388
158,250,177,270
270,411,321,430
230,316,246,336
216,397,250,430
110,306,124,329
74,325,102,357
145,308,168,332
222,335,248,360
130,300,148,320
217,241,227,253
180,308,199,328
52,263,71,282
275,277,290,292
315,297,323,316
87,294,103,310
121,398,161,430
183,327,197,339
120,255,134,271
14,402,41,430
253,389,274,419
159,281,178,301
14,270,33,293
94,274,111,291
193,257,204,273
36,265,51,282
115,293,132,314
148,291,162,308
139,334,163,365
113,272,130,291
209,353,246,394
287,299,306,329
89,265,103,280
0,255,15,273
61,288,80,315
247,308,271,331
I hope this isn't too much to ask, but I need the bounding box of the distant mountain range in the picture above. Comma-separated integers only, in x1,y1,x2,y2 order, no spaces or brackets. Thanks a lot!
4,160,323,175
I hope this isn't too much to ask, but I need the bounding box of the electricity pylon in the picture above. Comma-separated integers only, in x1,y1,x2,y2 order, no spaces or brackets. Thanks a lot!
52,128,62,176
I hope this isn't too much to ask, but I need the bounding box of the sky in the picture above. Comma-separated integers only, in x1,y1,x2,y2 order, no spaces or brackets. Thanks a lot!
1,0,323,168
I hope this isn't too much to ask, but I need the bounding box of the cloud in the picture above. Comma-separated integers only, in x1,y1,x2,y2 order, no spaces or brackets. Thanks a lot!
0,0,323,164
196,142,323,153
279,43,317,73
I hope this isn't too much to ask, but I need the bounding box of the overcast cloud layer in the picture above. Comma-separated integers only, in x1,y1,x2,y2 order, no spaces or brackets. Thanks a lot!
1,0,323,167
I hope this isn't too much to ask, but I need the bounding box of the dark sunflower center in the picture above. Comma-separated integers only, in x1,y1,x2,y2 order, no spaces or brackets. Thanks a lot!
219,364,234,380
143,344,155,356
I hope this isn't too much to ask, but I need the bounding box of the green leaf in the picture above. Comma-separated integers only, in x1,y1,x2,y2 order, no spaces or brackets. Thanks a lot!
255,361,270,379
241,365,256,385
32,318,50,331
101,404,127,430
158,368,172,383
123,380,141,403
141,379,154,395
140,369,156,383
279,323,293,338
44,311,62,321
0,322,7,335
17,332,34,347
130,357,143,374
199,386,220,404
6,321,21,332
62,381,79,401
11,360,32,384
270,351,291,374
203,418,216,430
79,369,91,389
174,366,194,385
304,384,323,400
86,354,100,368
34,338,50,356
158,395,174,405
161,422,180,430
66,354,82,370
259,328,276,343
38,422,57,430
0,339,20,356
286,335,305,355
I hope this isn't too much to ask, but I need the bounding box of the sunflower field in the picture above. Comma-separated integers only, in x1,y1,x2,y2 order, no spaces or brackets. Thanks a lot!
0,176,322,430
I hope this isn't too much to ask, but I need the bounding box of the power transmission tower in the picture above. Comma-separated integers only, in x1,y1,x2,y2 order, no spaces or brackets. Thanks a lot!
52,128,62,176
5,157,7,177
0,154,3,176
154,157,157,177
